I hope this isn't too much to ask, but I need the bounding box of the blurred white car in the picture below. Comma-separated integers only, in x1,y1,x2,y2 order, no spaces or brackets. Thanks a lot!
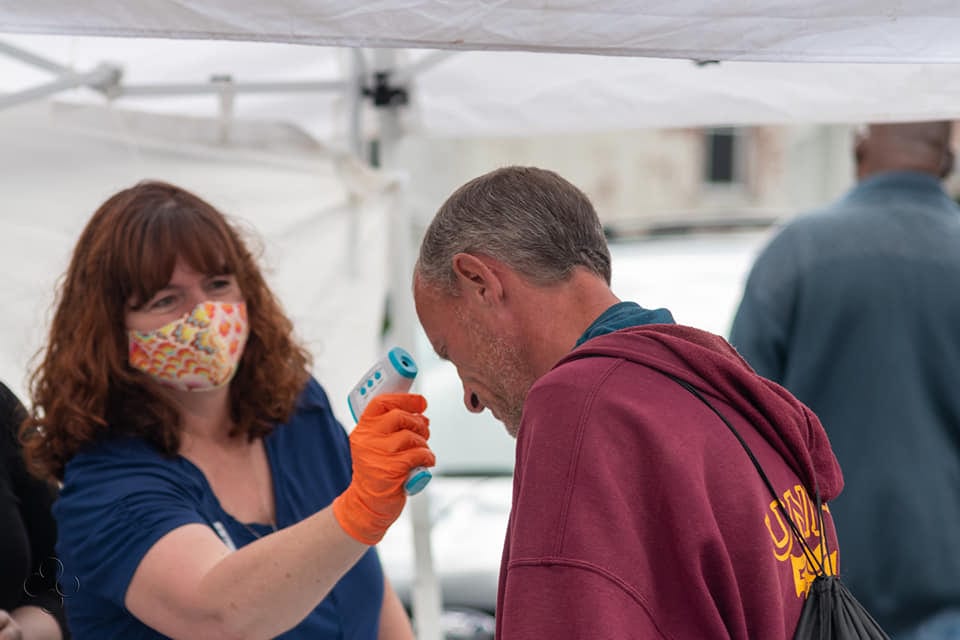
376,229,771,639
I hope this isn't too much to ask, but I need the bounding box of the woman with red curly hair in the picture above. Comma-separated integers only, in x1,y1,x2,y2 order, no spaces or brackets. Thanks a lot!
22,181,434,640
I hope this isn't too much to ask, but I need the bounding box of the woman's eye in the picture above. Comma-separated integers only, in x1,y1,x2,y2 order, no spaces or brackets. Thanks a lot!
148,295,177,310
209,277,233,291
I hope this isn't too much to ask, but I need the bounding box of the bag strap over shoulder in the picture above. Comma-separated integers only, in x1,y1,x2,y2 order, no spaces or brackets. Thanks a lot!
665,373,834,578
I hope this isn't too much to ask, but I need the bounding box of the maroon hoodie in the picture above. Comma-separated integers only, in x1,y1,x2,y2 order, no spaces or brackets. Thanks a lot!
495,324,843,639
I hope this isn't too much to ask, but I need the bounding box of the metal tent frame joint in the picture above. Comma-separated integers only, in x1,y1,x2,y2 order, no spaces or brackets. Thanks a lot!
362,71,408,108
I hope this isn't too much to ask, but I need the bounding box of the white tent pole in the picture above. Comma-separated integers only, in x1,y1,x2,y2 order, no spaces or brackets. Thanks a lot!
0,39,72,74
0,63,120,111
211,75,235,144
348,48,367,160
0,39,121,102
371,48,443,640
118,78,349,97
0,37,351,110
343,48,368,278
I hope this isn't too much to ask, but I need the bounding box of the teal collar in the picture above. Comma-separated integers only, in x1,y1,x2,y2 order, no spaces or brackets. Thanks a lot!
575,301,675,347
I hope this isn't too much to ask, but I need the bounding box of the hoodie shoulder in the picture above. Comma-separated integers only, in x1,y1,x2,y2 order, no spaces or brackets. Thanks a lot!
554,324,843,502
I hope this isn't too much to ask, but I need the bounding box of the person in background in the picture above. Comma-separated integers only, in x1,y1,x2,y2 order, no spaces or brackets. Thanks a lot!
1,381,68,640
730,121,960,639
20,181,434,639
412,165,844,639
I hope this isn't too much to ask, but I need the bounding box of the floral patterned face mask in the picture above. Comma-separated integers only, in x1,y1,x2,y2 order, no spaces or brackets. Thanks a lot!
128,301,249,392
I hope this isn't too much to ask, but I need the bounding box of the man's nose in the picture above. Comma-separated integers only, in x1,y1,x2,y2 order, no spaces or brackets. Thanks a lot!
463,387,485,414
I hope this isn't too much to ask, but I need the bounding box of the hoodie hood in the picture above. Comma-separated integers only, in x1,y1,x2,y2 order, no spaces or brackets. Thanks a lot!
559,323,843,502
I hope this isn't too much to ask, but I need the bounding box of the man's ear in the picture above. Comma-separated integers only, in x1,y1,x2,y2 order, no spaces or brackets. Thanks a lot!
940,149,955,179
451,253,503,304
853,134,867,173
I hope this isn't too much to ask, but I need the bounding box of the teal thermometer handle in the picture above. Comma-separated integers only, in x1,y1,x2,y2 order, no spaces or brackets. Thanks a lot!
347,347,432,495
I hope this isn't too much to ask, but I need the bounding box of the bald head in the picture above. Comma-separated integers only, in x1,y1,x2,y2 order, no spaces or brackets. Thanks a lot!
855,121,954,180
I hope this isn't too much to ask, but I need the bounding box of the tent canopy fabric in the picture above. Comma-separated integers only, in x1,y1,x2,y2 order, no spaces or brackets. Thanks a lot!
4,2,960,138
3,1,960,63
2,34,960,141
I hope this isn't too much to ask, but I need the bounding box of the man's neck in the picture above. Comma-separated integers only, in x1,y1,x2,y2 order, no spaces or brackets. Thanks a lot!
516,268,620,379
859,161,941,182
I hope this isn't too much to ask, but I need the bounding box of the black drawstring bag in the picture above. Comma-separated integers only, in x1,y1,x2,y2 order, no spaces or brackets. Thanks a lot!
668,375,890,640
794,574,888,639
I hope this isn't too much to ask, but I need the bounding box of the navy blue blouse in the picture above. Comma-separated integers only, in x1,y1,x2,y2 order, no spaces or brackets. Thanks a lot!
54,377,383,639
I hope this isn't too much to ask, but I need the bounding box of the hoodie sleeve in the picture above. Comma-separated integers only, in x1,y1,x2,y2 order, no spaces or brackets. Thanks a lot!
505,337,842,639
498,563,667,640
499,359,680,639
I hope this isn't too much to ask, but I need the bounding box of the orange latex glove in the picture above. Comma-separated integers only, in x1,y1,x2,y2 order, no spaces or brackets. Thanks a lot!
333,393,435,545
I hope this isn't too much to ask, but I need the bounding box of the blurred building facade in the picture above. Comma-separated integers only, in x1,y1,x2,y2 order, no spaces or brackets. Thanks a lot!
397,123,960,236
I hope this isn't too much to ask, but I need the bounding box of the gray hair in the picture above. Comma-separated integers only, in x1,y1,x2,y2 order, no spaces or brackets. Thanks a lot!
416,166,611,294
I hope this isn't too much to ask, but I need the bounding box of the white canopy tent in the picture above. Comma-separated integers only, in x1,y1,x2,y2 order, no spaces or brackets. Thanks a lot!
0,101,397,423
4,3,960,639
4,33,960,141
3,1,960,62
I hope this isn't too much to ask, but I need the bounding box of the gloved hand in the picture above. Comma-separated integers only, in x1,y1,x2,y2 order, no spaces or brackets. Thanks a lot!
333,393,435,545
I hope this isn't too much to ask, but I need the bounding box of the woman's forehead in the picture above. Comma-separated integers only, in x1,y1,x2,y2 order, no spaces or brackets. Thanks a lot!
158,259,208,286
125,252,230,304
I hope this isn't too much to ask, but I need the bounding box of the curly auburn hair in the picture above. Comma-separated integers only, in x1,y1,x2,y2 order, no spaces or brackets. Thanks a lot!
22,180,312,481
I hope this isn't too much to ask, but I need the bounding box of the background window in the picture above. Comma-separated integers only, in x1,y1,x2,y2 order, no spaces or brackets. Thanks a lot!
705,127,739,184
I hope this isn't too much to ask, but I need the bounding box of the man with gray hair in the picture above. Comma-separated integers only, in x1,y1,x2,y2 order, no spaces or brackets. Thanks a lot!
413,166,845,638
731,121,960,639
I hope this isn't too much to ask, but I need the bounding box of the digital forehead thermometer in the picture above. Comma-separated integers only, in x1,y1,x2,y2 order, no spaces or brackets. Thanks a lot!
347,347,432,495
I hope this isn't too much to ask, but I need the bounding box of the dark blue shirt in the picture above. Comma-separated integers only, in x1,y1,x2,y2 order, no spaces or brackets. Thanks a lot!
54,377,383,639
576,301,675,346
730,170,960,635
